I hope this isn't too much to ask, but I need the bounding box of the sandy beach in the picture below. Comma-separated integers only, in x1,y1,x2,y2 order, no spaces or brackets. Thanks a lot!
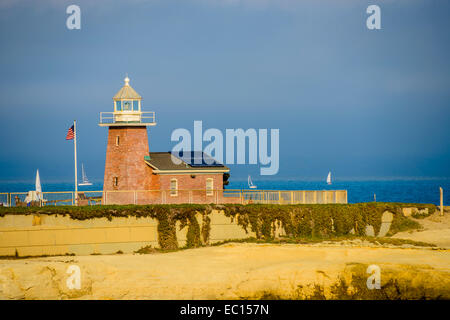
0,242,448,299
1,210,449,300
392,209,450,248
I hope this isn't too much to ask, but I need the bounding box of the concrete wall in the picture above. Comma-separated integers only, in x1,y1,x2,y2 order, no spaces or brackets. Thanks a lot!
0,210,255,257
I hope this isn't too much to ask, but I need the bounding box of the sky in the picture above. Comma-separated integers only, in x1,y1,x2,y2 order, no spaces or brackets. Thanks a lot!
0,0,449,183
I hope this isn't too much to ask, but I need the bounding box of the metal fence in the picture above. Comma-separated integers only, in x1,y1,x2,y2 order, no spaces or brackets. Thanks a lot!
99,111,156,125
238,190,348,205
0,189,347,207
0,193,8,206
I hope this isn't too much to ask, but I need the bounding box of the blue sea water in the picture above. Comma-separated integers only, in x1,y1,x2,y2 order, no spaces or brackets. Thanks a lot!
0,179,448,205
227,179,450,205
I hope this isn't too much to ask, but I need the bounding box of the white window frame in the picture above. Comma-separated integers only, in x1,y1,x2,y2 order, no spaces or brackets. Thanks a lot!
115,100,122,112
206,178,214,196
114,99,141,112
122,100,132,111
170,178,178,196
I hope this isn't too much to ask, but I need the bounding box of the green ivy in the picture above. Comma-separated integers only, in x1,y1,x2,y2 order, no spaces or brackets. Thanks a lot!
0,202,435,249
214,203,436,240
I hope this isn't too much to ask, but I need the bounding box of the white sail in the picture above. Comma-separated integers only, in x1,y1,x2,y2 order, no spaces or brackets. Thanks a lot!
25,169,43,203
326,171,332,185
248,175,257,189
35,169,42,196
79,163,93,186
82,164,86,182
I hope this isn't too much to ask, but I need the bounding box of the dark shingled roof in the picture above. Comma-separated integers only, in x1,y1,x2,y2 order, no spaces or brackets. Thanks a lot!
144,152,229,172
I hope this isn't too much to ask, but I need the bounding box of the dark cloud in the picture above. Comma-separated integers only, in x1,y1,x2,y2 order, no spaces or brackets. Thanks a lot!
0,0,449,181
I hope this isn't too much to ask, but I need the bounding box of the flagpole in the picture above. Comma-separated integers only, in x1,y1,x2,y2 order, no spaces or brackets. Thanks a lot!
74,120,78,205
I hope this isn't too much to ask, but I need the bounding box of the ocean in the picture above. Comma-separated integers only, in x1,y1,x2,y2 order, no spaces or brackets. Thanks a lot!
0,179,448,205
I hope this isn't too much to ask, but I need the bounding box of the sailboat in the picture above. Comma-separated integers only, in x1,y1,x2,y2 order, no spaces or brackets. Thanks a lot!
248,175,257,189
326,171,332,185
24,169,45,204
78,163,93,186
35,169,42,198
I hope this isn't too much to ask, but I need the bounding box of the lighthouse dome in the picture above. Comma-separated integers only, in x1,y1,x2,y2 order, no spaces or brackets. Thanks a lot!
113,76,142,100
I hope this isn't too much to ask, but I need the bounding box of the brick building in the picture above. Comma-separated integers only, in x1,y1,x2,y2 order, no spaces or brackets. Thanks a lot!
99,77,229,204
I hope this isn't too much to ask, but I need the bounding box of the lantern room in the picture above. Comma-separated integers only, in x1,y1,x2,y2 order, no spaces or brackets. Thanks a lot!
99,76,156,126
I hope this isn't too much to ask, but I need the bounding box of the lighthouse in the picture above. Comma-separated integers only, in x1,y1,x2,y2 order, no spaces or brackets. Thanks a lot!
100,76,230,205
99,76,158,202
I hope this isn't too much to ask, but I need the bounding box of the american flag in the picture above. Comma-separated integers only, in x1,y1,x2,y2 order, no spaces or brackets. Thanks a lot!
66,125,74,140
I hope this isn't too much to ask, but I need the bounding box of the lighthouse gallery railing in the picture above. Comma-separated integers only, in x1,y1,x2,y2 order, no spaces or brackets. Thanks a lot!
99,111,156,125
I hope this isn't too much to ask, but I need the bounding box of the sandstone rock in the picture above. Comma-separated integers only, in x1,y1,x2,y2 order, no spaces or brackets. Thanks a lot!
365,225,375,237
378,211,393,237
402,208,413,217
402,207,430,218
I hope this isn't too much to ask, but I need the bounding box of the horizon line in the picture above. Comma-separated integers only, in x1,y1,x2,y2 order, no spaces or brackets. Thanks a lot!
1,176,449,184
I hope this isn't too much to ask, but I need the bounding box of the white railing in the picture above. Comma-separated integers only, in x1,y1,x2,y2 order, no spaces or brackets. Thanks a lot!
0,189,348,207
99,111,156,125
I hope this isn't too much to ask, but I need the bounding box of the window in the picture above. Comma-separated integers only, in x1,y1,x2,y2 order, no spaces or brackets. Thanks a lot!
170,178,178,196
123,100,132,111
115,101,122,111
133,100,139,111
113,177,118,187
206,178,213,196
115,136,120,146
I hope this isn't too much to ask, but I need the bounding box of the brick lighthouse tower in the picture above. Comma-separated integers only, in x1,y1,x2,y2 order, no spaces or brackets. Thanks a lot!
99,76,157,203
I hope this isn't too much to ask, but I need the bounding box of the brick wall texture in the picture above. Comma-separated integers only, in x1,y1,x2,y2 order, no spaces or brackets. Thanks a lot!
103,126,226,204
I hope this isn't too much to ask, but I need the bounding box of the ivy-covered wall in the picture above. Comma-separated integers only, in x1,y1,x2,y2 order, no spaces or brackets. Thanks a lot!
0,203,435,256
217,203,435,240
